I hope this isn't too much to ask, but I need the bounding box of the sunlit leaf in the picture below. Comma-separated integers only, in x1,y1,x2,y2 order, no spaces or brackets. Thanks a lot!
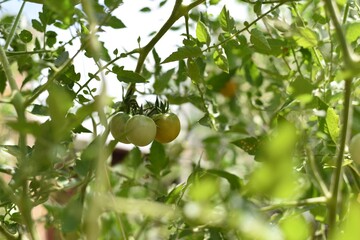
345,22,360,43
196,21,211,46
326,107,340,143
293,27,318,48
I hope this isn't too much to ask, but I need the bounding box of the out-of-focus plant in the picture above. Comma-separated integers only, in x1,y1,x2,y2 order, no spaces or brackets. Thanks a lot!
0,0,360,239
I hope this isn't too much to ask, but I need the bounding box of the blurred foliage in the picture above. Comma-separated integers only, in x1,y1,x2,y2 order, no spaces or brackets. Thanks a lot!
0,0,360,239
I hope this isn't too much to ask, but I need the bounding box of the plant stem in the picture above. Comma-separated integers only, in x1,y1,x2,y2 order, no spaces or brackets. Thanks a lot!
260,196,327,211
1,44,39,240
306,147,330,198
327,78,352,236
324,0,354,67
0,45,19,91
4,1,26,50
124,0,206,99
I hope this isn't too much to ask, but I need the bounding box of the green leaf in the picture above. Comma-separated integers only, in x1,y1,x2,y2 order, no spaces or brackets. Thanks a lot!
250,29,271,53
219,6,235,32
44,0,75,26
288,77,314,103
104,16,126,29
54,51,69,67
0,145,32,159
213,49,229,73
293,27,318,48
31,104,49,116
231,137,260,155
112,66,146,83
140,7,151,12
32,19,44,32
56,64,80,87
196,21,211,46
61,197,83,233
83,37,110,61
162,46,202,63
19,30,33,43
345,22,360,43
187,58,202,83
164,182,186,204
154,68,175,94
148,141,168,176
45,30,57,47
326,107,340,143
207,169,242,191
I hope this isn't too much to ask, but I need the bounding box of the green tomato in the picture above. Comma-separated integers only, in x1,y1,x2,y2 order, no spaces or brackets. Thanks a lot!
125,115,157,147
152,113,181,143
349,133,360,164
109,113,131,144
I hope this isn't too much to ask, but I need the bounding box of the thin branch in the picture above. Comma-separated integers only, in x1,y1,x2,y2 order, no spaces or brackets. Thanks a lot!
124,0,206,99
260,196,327,211
324,0,354,68
0,45,19,91
328,78,353,236
306,147,331,198
4,1,26,50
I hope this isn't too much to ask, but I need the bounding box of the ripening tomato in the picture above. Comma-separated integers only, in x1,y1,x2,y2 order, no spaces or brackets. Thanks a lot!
349,133,360,164
109,113,131,144
220,80,237,98
125,115,157,147
152,113,181,143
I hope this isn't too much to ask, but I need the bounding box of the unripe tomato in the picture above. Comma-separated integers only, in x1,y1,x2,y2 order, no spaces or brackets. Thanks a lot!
220,80,237,98
152,113,181,143
125,115,157,147
109,113,131,144
349,133,360,164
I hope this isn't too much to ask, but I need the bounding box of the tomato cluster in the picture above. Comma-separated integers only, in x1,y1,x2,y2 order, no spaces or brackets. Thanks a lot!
109,112,181,147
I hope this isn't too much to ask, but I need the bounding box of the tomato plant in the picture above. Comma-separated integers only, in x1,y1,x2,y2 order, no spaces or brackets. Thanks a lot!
152,113,181,143
0,0,360,239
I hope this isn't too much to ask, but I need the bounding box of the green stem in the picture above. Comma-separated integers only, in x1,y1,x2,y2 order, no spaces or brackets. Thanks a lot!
5,50,53,56
342,1,351,24
324,0,354,68
4,1,26,50
0,45,19,91
124,0,205,99
260,196,327,212
306,147,330,198
327,78,352,236
0,44,38,240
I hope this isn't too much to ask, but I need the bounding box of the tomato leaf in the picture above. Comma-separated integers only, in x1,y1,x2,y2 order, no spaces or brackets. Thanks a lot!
219,6,235,32
345,22,360,43
207,169,242,191
213,48,229,73
326,107,340,143
112,66,146,83
250,29,271,53
148,141,168,177
293,27,318,48
231,137,260,156
162,46,202,63
196,21,211,46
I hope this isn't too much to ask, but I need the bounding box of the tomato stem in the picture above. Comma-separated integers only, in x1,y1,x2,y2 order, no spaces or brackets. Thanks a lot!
124,0,206,100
